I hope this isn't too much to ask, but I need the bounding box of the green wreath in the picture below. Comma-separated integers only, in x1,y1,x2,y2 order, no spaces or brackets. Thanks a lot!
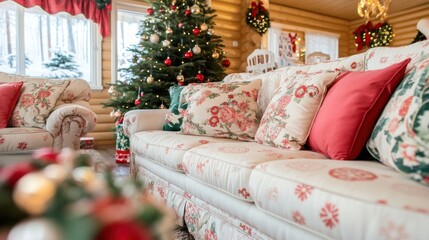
246,0,271,36
95,0,111,9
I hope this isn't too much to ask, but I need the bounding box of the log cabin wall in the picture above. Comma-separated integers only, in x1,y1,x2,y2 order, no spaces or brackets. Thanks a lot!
349,4,429,55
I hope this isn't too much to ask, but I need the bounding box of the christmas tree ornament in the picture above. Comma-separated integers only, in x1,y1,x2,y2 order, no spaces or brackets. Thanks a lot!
134,98,141,106
147,7,154,15
114,110,122,118
159,7,165,13
185,6,191,16
13,172,56,215
8,218,62,240
160,103,165,109
178,81,185,86
178,22,184,28
192,27,200,36
222,58,231,67
150,33,160,43
196,71,205,82
200,22,208,31
166,27,173,35
147,74,155,84
42,164,68,184
192,44,201,54
140,92,145,97
141,34,149,41
108,85,116,94
207,29,215,35
72,166,95,189
164,57,172,66
176,71,185,82
212,51,219,59
162,39,171,47
170,5,177,12
110,110,115,118
184,49,193,59
191,4,201,14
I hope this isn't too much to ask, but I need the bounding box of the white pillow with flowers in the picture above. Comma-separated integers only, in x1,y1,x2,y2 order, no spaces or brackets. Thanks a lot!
180,80,262,141
255,71,339,150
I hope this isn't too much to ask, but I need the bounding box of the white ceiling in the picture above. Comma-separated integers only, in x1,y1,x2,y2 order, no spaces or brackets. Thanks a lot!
270,0,429,20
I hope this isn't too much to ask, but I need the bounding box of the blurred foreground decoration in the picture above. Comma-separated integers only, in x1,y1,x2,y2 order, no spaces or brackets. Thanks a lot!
0,147,173,240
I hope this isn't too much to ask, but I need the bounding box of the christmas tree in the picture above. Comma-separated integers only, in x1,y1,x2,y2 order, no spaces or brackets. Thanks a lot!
43,48,83,79
104,0,230,117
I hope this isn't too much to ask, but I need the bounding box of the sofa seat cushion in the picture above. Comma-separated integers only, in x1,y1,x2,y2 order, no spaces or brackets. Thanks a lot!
0,127,53,153
182,142,327,202
249,159,429,239
130,131,235,172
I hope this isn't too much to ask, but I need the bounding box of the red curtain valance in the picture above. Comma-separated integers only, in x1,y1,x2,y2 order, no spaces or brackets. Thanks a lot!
10,0,110,38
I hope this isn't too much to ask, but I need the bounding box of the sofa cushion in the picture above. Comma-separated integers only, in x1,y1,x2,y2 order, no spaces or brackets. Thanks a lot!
182,142,328,202
249,159,429,239
163,85,184,131
9,80,70,128
308,59,410,160
180,80,261,141
130,130,235,172
255,71,339,150
367,52,429,185
0,127,53,153
0,82,23,128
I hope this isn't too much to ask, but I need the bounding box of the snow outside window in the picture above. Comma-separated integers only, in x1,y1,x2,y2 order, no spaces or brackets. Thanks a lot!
0,1,102,89
111,2,146,83
305,32,339,63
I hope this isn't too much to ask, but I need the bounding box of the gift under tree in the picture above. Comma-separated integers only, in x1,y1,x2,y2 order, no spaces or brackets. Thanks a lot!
104,0,229,163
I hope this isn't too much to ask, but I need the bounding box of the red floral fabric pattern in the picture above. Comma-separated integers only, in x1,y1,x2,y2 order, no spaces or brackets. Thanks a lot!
180,80,261,141
10,80,70,128
255,71,339,150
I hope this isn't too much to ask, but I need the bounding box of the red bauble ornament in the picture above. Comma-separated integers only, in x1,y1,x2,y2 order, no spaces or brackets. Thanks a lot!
146,8,154,15
134,98,141,106
0,162,34,187
170,5,177,11
185,8,191,16
192,27,200,36
95,220,152,240
164,57,172,66
222,58,231,68
159,7,165,13
184,50,193,59
196,72,205,82
33,147,59,164
178,81,185,86
140,92,145,97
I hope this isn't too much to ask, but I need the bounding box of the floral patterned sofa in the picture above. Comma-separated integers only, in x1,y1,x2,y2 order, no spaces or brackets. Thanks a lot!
0,73,96,157
124,40,429,240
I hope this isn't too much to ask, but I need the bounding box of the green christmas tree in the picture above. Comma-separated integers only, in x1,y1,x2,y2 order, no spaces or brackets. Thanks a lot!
43,48,83,79
104,0,229,117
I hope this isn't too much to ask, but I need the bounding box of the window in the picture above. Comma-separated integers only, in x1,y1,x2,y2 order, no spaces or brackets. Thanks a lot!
111,2,147,82
0,1,102,89
305,32,339,63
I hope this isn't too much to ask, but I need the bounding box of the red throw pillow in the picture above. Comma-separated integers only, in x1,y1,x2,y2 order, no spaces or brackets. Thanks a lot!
0,82,24,128
307,58,411,160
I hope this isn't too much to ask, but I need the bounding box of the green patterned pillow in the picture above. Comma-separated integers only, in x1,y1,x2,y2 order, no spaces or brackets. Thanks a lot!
367,54,429,185
163,85,185,131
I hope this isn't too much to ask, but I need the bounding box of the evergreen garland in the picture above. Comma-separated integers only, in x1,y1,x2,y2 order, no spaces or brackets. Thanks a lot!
245,0,270,36
95,0,111,9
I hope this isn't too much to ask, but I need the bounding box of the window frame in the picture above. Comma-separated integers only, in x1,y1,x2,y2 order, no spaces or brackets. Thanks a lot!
111,0,148,84
1,1,102,90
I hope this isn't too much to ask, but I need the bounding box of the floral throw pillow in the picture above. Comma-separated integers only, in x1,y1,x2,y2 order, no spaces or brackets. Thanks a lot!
180,80,262,141
255,71,339,150
10,80,70,128
367,54,429,185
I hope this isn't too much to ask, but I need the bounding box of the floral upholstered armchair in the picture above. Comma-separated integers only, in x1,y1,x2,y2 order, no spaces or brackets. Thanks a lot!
0,72,96,155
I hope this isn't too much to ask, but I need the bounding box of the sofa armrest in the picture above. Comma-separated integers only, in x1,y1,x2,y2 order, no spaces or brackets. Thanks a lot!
46,104,97,150
123,109,169,136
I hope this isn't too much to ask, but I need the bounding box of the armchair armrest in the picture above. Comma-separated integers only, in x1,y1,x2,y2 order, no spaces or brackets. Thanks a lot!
123,109,169,136
46,104,97,150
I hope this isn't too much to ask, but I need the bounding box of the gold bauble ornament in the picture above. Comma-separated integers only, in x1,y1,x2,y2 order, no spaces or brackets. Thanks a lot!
212,52,219,59
13,173,56,215
176,73,185,82
192,44,201,54
162,39,171,47
190,4,201,14
200,23,208,31
147,74,155,84
149,33,160,43
165,27,173,35
207,29,215,35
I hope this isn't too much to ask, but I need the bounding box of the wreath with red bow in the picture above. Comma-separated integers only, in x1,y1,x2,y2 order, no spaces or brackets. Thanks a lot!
246,0,271,36
353,21,394,51
95,0,111,10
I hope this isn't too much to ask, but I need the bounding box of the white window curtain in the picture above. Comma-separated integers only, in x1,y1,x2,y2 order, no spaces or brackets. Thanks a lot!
305,32,339,62
268,28,281,67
